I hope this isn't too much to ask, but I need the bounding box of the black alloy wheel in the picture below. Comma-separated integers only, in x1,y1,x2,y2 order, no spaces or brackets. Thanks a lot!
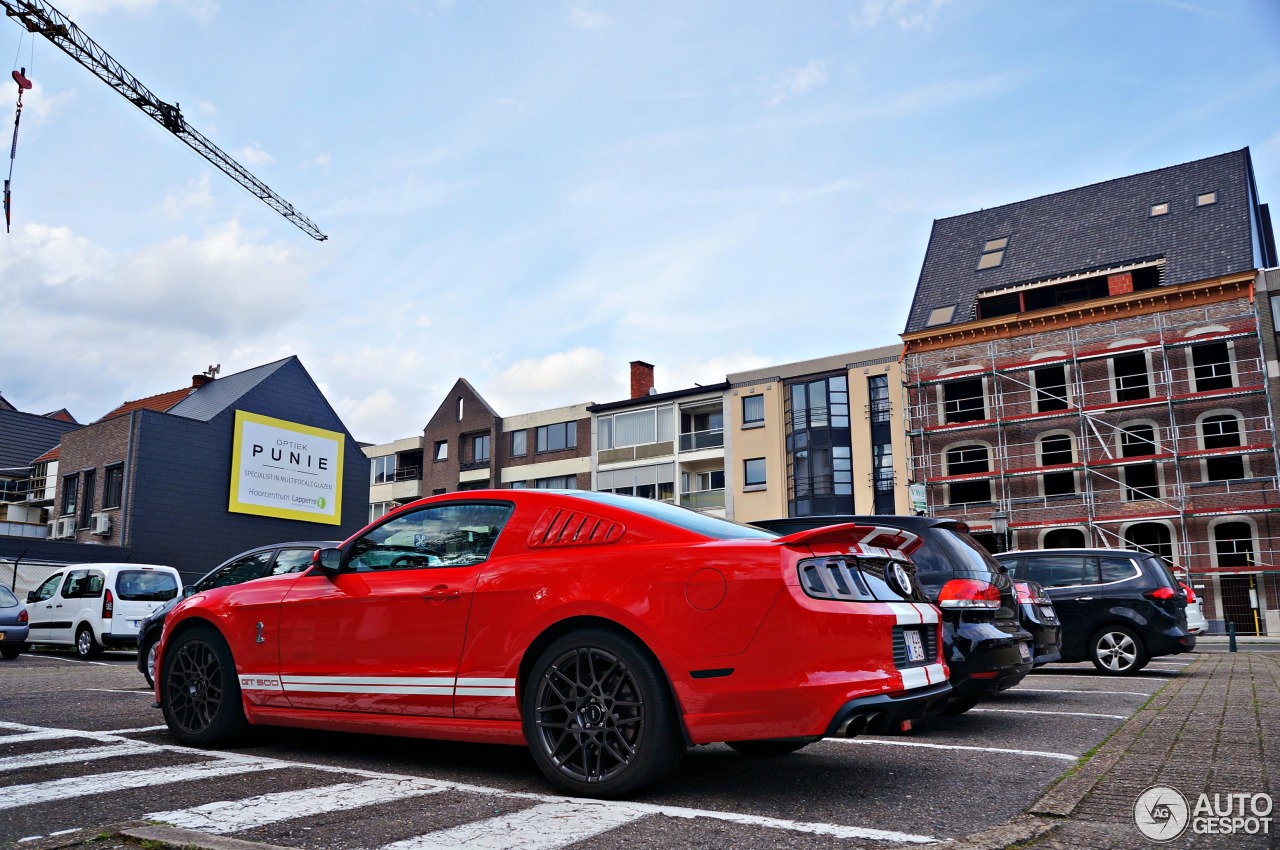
161,625,247,746
524,629,683,798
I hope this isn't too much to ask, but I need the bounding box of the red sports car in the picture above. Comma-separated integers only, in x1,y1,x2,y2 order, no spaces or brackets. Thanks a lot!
157,490,950,797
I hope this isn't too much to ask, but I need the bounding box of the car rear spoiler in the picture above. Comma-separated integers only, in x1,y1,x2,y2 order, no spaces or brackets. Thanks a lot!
772,523,923,559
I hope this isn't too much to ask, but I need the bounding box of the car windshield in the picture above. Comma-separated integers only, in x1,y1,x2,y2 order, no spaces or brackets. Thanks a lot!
562,491,778,540
910,526,999,593
115,570,180,602
0,586,16,607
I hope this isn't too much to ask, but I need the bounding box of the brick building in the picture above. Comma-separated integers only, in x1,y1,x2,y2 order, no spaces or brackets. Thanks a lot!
901,149,1279,633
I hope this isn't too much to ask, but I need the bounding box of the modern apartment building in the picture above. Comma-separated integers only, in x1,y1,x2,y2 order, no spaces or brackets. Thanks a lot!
901,149,1279,634
726,346,912,524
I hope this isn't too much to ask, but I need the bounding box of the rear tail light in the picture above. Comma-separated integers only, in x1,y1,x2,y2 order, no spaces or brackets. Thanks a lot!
1144,587,1177,601
1180,582,1197,603
938,578,1001,609
1013,581,1048,604
103,589,114,619
17,608,27,624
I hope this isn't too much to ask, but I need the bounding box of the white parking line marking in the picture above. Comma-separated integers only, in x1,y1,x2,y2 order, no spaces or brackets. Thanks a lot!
970,708,1128,720
0,742,155,771
100,725,168,735
831,738,1077,761
1013,688,1151,697
0,759,283,811
380,802,649,850
1028,673,1169,682
24,654,113,666
82,688,152,695
149,777,450,833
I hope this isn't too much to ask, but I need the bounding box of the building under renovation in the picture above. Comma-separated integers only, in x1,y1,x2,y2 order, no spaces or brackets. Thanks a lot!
901,149,1280,634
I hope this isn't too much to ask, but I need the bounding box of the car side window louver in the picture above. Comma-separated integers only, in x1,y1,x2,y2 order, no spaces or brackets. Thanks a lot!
527,508,625,548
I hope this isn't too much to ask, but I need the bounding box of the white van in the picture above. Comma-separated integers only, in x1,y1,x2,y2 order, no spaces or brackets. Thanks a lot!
25,564,182,658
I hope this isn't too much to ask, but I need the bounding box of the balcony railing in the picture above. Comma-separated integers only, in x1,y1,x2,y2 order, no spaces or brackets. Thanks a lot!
679,429,724,452
680,489,725,510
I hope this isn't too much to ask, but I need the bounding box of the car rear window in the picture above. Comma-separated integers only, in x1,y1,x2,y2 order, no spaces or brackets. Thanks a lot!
565,491,777,540
910,527,999,591
1141,555,1180,589
0,586,17,608
115,570,179,602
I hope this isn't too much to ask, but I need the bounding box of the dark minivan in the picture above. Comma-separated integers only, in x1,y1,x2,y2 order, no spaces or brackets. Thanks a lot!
754,515,1034,715
993,548,1195,675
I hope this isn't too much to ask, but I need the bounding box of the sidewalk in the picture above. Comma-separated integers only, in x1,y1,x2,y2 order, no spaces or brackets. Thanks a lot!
953,652,1280,850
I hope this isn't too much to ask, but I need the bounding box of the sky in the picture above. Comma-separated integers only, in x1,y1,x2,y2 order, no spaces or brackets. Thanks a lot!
2,0,1278,445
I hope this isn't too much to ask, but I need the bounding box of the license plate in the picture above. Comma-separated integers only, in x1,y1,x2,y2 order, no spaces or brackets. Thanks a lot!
904,629,925,662
1018,641,1031,661
1039,605,1056,620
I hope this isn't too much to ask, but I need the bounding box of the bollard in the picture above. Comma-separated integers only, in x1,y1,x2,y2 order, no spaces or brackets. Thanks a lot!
1228,621,1237,652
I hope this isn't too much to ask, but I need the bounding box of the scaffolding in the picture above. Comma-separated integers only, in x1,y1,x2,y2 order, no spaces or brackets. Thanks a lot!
904,305,1280,596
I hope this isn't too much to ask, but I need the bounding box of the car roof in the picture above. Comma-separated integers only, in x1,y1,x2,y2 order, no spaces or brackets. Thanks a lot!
993,549,1151,557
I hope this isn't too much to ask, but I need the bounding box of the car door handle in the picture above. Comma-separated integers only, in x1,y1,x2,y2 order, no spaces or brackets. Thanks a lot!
1074,597,1094,601
422,585,462,601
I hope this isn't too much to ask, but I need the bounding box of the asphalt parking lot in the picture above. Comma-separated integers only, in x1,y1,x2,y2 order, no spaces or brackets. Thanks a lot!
0,647,1209,850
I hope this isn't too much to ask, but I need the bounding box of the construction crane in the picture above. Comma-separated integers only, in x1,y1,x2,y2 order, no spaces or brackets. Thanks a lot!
2,0,326,240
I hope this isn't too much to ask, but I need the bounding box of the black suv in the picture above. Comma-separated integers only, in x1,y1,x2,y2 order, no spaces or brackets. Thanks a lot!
136,540,339,686
993,548,1195,675
753,516,1033,715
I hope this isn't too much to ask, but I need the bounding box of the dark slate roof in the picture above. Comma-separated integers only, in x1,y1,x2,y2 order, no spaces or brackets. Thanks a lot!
166,357,293,422
0,408,81,469
904,149,1269,334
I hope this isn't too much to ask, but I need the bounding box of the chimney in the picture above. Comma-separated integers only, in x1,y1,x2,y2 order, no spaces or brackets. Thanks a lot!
191,374,213,388
630,360,655,399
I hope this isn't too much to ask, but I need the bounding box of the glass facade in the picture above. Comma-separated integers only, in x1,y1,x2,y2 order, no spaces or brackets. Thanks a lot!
785,374,853,516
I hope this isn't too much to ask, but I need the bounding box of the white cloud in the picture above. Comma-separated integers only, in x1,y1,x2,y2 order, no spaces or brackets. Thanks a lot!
312,152,332,169
235,143,274,166
23,80,76,126
767,60,828,106
568,5,612,31
484,348,619,413
163,174,214,218
851,0,951,30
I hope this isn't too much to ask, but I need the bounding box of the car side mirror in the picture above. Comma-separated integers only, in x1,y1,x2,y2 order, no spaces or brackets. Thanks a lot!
183,586,195,598
313,547,343,575
26,591,35,603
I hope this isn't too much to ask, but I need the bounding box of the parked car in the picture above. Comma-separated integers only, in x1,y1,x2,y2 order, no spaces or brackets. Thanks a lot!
1181,582,1207,636
136,541,339,687
0,586,29,659
26,564,182,658
752,515,1034,715
1011,579,1062,666
993,549,1195,674
157,490,952,798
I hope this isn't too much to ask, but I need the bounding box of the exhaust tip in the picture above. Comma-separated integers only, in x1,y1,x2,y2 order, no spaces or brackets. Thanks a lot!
840,714,869,738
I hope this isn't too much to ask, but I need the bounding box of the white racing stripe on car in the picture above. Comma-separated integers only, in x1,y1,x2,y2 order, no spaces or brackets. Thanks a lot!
884,602,939,626
147,777,450,833
238,674,519,698
969,707,1128,720
898,663,947,690
830,738,1077,761
0,759,283,811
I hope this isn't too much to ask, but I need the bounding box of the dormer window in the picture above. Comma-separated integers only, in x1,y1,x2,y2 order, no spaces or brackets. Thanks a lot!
1196,191,1217,207
926,305,956,327
1150,202,1169,217
976,237,1008,270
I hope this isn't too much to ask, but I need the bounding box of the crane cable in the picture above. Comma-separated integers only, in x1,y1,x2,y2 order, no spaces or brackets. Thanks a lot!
6,33,33,233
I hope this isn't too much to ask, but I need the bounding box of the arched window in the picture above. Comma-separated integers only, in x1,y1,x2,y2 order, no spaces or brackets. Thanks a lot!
1119,424,1159,500
1123,522,1174,564
1038,433,1076,496
945,443,991,505
1200,413,1246,481
1043,527,1086,548
1214,521,1255,568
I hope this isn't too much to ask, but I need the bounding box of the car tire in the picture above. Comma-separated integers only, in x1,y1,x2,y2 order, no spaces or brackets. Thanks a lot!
523,628,684,798
942,695,980,715
160,624,248,747
726,739,815,757
1,645,20,660
75,625,103,659
140,636,159,688
1089,625,1148,675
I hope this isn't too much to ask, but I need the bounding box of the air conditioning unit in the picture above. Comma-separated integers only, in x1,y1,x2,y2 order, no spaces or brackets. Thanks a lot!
91,513,112,536
50,518,75,539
